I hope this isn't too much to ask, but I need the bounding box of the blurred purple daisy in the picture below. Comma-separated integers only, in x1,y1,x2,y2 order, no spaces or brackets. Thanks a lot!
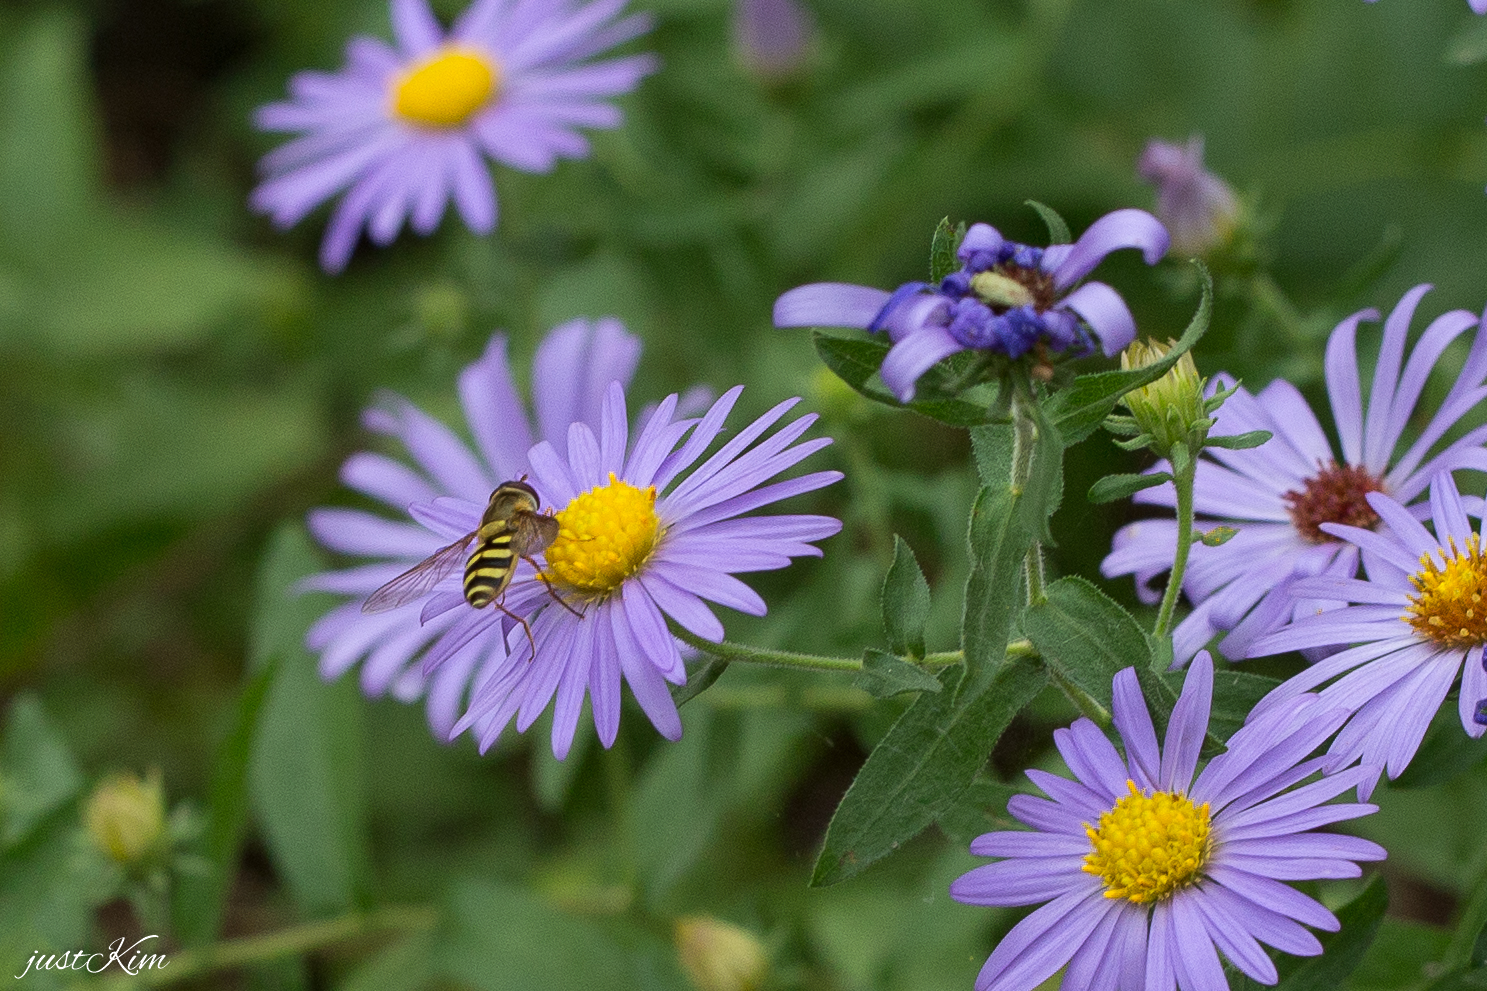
1138,137,1239,259
303,317,643,742
1248,473,1487,798
734,0,812,78
1103,286,1487,666
951,652,1384,991
772,208,1169,401
251,0,657,272
443,382,843,757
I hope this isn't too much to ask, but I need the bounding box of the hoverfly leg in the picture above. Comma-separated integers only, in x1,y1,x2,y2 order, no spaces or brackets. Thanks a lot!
495,599,538,662
523,556,586,619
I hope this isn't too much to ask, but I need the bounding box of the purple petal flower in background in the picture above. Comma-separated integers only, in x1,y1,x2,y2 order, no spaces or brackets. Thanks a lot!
302,318,641,743
1247,473,1487,799
734,0,812,78
251,0,657,272
772,209,1169,401
446,382,843,758
951,652,1384,991
1138,137,1239,258
1103,286,1487,667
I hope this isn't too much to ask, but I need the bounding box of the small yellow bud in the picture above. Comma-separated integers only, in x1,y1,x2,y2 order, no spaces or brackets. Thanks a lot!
1119,339,1207,456
675,916,768,991
84,770,167,868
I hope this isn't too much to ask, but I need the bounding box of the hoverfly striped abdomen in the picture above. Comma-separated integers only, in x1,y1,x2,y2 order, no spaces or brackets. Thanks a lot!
463,529,518,608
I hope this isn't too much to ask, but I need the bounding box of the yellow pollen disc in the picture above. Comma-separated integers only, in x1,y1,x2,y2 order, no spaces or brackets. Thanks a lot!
392,47,499,129
543,473,662,596
1083,781,1212,904
1406,533,1487,648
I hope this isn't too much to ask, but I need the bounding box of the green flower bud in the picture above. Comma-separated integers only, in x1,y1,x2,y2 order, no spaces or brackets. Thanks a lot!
84,770,167,868
675,916,768,991
1119,339,1209,456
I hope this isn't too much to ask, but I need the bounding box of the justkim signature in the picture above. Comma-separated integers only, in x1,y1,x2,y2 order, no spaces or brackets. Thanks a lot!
14,936,169,980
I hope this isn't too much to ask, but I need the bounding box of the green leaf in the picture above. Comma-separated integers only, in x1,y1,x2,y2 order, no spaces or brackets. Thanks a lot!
1023,577,1153,719
1046,261,1213,444
882,536,932,658
670,656,728,707
0,815,104,988
173,658,278,946
1025,200,1072,246
338,934,435,991
1204,429,1272,451
1393,709,1487,790
1352,918,1450,991
934,776,1025,846
248,524,370,919
810,655,1046,886
1088,472,1171,504
436,881,685,991
963,411,1062,694
0,694,81,851
812,332,989,426
1198,525,1239,547
854,649,944,699
1230,875,1387,991
929,217,966,283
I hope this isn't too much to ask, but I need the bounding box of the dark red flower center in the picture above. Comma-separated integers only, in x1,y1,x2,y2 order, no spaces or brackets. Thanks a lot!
1283,462,1385,544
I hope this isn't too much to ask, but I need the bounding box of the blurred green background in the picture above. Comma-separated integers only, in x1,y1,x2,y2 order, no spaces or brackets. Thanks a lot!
7,0,1487,987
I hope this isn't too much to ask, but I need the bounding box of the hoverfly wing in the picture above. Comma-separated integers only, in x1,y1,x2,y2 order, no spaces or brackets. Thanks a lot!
361,534,474,614
509,511,561,557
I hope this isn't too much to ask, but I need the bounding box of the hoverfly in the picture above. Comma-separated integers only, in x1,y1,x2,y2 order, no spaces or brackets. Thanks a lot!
362,479,580,654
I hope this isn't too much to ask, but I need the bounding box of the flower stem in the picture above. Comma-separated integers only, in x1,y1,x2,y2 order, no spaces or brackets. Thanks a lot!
1154,451,1197,639
665,623,1032,676
1010,385,1046,605
103,906,438,989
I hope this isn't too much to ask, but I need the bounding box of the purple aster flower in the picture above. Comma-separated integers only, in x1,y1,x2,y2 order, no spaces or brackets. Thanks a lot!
251,0,657,272
1248,473,1487,799
951,652,1385,991
443,382,843,757
1138,137,1239,259
733,0,812,78
1103,285,1487,666
302,317,643,742
772,208,1169,401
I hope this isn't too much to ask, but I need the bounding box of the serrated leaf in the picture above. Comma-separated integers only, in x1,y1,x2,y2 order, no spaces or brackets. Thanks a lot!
854,649,943,699
0,695,81,851
1205,429,1272,451
1025,200,1071,246
811,656,1046,886
1088,472,1172,504
1023,577,1152,719
173,658,277,946
1046,262,1212,444
248,524,370,919
929,217,965,283
1229,875,1387,991
882,536,931,658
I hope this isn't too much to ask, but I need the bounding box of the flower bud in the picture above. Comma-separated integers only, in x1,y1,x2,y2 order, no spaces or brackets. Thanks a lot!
1138,137,1240,258
84,770,167,868
675,916,768,991
1119,339,1208,455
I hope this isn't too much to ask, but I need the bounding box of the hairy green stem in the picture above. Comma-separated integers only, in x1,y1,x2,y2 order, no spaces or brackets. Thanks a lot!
666,623,1036,677
1010,386,1046,606
1153,456,1197,638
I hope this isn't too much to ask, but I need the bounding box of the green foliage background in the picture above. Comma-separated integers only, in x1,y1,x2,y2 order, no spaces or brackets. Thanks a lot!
6,0,1487,987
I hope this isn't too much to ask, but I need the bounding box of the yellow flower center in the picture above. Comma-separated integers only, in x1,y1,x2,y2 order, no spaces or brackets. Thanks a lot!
543,473,662,596
392,47,500,129
1406,534,1487,648
1083,781,1212,904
